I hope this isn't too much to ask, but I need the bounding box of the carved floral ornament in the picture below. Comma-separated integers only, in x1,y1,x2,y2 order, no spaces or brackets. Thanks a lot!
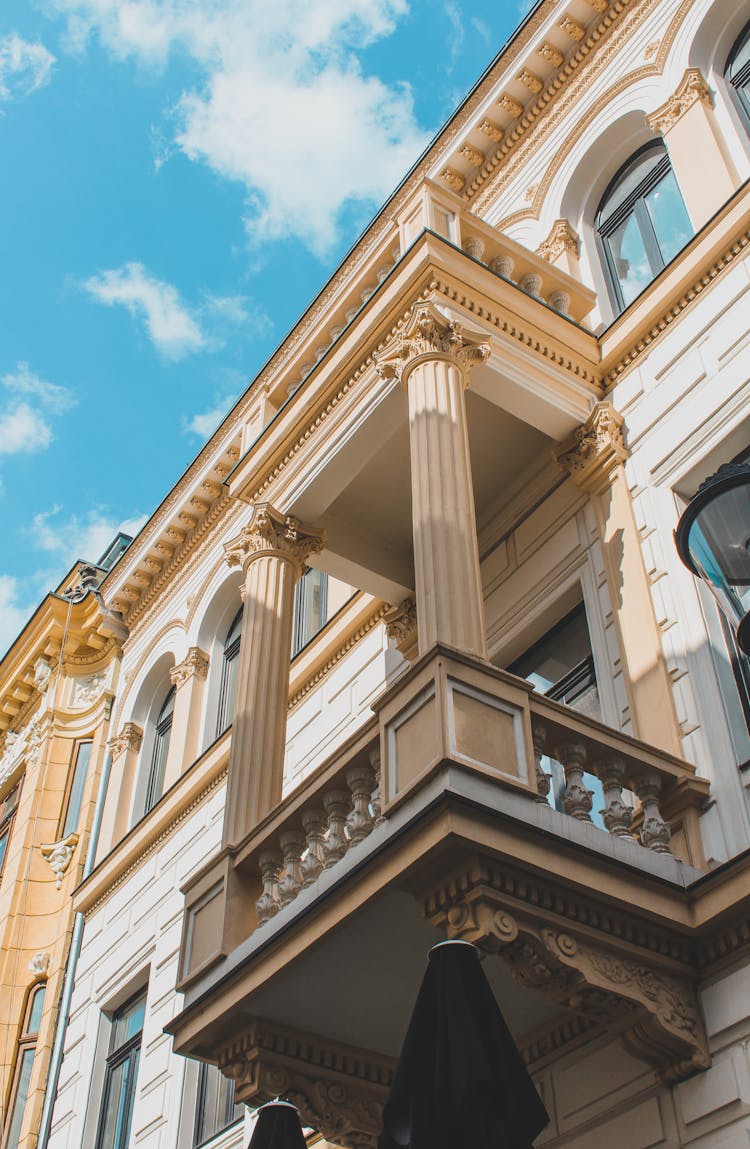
109,722,143,761
424,877,710,1083
646,69,713,136
170,648,210,689
40,833,79,889
554,402,629,494
383,597,418,662
224,503,326,578
374,302,490,389
536,219,580,263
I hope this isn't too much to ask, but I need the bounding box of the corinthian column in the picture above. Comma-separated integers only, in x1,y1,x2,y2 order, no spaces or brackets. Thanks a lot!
222,504,325,847
376,301,490,659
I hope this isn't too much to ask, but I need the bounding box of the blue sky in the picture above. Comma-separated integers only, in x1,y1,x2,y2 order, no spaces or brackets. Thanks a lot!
0,0,528,654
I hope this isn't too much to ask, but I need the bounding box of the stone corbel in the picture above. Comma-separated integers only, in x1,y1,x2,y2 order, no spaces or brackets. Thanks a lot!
218,1020,393,1149
646,69,713,136
170,647,210,689
424,873,709,1082
553,401,628,494
108,722,143,761
536,219,580,274
383,596,418,662
40,832,79,889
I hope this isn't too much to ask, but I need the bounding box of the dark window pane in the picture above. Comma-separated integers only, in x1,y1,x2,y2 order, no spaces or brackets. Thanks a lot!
194,1063,242,1146
110,994,146,1050
5,1047,35,1149
27,986,46,1035
292,569,329,656
217,609,243,737
0,827,9,875
62,741,92,837
145,688,174,813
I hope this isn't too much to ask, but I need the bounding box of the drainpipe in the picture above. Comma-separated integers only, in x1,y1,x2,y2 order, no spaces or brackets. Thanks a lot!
36,750,112,1149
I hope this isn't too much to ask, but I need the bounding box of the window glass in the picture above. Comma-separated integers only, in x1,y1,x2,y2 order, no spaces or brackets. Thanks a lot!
62,741,92,838
193,1063,242,1146
727,22,750,121
144,687,175,813
606,213,652,307
643,169,693,263
5,984,46,1149
0,780,21,878
509,604,604,821
292,568,329,656
95,991,146,1149
216,608,243,737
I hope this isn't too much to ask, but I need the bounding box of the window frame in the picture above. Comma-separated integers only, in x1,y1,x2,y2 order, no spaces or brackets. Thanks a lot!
216,607,243,738
0,779,22,881
192,1062,242,1147
93,989,146,1149
727,21,750,127
59,739,93,839
143,686,175,815
595,141,690,315
3,981,46,1149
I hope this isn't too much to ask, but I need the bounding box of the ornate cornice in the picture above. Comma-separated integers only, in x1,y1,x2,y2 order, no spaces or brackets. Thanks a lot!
554,402,628,493
646,68,713,136
536,219,580,263
170,648,210,689
373,301,490,388
109,722,143,761
383,597,418,662
224,504,326,577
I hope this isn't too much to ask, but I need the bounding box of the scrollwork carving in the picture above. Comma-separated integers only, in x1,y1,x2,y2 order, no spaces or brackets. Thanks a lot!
374,301,490,389
224,503,326,577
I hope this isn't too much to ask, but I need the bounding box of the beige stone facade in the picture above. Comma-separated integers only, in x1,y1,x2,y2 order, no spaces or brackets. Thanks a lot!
6,1,748,1148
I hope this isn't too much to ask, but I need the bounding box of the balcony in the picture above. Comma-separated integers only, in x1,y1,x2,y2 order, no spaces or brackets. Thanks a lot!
169,643,712,1145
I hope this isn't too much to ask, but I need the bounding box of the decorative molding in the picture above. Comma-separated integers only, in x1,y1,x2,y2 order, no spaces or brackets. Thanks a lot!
518,68,543,94
439,166,465,193
384,597,418,662
646,69,713,136
109,722,143,761
604,225,750,387
34,657,53,694
497,93,524,119
586,0,608,11
28,952,50,977
478,118,504,143
559,14,586,41
40,832,79,889
219,1020,393,1149
373,301,490,389
223,504,326,577
71,672,107,708
289,602,389,711
457,143,485,167
554,403,628,493
537,41,563,68
170,648,210,689
536,219,580,263
423,864,710,1082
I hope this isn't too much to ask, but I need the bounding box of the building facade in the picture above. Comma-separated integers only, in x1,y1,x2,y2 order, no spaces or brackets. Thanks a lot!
35,1,750,1148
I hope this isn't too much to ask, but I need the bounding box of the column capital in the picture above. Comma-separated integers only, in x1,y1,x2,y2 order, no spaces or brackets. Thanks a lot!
646,68,712,135
554,402,629,493
384,596,419,662
170,647,209,689
374,301,490,388
536,218,580,263
224,503,326,577
109,722,143,760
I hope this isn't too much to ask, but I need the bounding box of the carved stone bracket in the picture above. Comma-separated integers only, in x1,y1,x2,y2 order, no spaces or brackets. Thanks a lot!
170,647,210,689
647,69,713,136
554,402,629,494
40,832,79,889
536,219,580,263
218,1020,393,1149
424,867,710,1083
108,722,143,761
383,596,418,662
374,301,490,389
224,503,326,578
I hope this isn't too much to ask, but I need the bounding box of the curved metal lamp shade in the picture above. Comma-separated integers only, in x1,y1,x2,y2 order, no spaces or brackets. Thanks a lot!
379,940,549,1149
675,463,750,655
248,1101,307,1149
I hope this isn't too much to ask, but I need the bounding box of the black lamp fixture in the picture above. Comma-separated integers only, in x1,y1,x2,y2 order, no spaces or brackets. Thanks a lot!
675,462,750,655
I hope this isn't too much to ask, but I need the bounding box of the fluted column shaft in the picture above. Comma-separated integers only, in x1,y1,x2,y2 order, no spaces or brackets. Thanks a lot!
222,504,325,847
376,302,490,660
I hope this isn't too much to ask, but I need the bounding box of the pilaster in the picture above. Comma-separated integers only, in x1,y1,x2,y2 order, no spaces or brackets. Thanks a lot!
647,69,739,230
375,301,490,660
164,648,210,789
222,504,325,847
555,404,682,756
100,722,143,851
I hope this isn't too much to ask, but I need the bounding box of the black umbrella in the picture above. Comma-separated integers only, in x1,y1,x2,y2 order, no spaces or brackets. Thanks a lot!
248,1101,308,1149
379,939,549,1149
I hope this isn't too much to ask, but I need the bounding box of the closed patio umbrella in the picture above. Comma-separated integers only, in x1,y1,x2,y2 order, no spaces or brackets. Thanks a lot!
379,939,549,1149
249,1101,308,1149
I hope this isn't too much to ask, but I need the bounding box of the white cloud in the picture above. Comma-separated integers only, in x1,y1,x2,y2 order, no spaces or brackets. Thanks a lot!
183,393,239,438
84,262,205,359
0,575,37,659
29,505,147,565
47,0,429,253
0,362,75,459
0,33,55,102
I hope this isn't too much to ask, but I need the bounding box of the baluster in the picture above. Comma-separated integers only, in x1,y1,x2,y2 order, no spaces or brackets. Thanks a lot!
463,236,485,262
635,773,672,854
556,740,593,821
490,255,514,279
369,745,384,824
345,764,375,844
256,849,283,925
531,718,551,804
519,272,542,298
276,831,305,907
321,789,351,869
598,756,635,840
300,809,326,888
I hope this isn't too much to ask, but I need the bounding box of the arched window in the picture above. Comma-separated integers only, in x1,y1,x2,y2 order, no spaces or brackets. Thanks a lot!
216,608,242,737
596,141,693,313
4,983,46,1149
144,686,175,813
727,22,750,125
